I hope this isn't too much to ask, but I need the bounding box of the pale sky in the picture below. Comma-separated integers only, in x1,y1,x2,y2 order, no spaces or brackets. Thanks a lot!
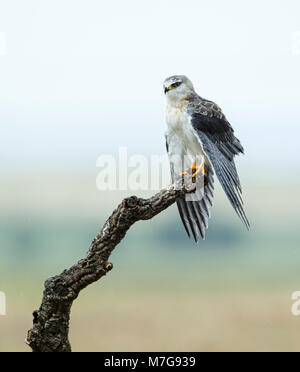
0,0,299,172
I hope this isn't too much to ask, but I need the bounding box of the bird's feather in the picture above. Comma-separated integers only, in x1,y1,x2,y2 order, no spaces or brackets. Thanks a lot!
165,133,214,242
188,102,250,229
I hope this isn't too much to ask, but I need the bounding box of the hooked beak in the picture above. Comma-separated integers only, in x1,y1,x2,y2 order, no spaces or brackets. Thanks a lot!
164,85,173,94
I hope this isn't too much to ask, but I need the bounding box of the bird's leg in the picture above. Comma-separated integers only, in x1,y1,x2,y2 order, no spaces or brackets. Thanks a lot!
180,161,206,177
180,161,196,176
192,162,206,178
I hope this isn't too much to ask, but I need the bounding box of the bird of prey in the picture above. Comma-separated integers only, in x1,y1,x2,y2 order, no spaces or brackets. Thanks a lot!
164,75,249,242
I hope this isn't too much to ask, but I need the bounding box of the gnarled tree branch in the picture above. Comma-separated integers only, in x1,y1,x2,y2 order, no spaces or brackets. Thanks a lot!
26,179,196,352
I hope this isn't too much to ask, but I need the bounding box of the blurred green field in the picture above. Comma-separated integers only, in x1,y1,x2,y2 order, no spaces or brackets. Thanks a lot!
1,172,300,352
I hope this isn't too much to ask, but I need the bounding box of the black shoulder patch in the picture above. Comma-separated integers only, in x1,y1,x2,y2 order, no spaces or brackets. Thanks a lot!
191,113,234,140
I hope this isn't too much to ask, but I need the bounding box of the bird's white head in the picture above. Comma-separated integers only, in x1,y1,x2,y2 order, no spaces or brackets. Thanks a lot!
164,75,195,104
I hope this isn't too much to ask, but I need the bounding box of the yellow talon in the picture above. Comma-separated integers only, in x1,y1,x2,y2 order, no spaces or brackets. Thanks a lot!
180,162,206,177
192,163,206,178
191,161,197,171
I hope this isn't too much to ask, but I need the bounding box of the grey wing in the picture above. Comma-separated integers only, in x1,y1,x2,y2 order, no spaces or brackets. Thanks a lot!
189,107,250,229
165,131,214,242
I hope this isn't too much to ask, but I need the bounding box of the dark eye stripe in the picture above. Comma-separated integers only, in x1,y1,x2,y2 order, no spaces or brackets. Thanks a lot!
171,82,182,88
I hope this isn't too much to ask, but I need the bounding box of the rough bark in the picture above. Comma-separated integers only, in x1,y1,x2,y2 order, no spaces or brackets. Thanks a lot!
26,179,195,352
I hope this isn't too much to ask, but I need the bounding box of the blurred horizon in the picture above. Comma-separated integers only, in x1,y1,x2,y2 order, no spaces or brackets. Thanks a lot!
1,171,300,351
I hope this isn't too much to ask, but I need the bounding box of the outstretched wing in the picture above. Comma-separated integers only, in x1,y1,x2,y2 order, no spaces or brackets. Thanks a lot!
188,99,250,229
165,131,215,242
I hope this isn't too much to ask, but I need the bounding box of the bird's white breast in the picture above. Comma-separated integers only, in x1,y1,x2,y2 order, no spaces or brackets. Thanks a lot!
166,104,205,158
